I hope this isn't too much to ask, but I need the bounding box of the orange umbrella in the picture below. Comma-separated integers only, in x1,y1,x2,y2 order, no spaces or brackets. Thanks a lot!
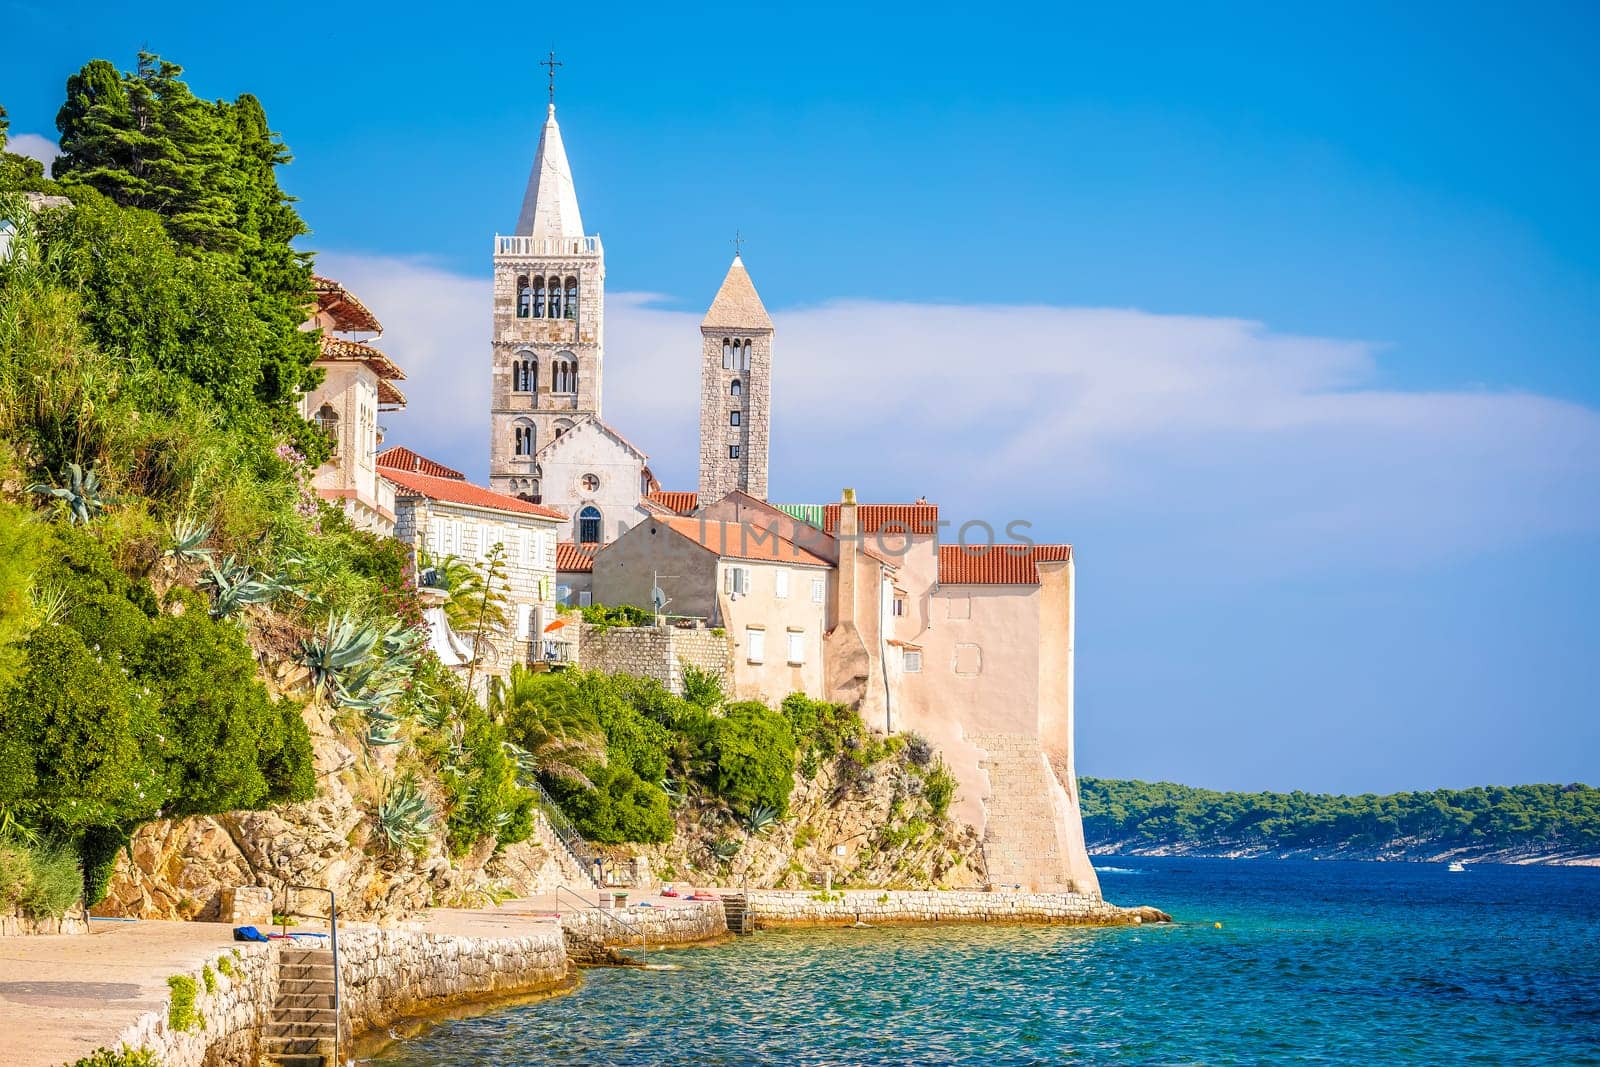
543,617,570,632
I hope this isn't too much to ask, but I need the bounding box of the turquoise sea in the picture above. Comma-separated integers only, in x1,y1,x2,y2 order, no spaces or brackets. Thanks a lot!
369,858,1600,1065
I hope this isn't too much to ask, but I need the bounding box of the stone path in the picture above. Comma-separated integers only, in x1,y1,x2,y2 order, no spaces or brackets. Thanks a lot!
0,920,242,1067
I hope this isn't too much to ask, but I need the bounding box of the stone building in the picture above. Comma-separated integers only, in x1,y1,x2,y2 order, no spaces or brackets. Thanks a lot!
300,276,407,534
589,516,831,702
379,448,570,675
698,256,774,502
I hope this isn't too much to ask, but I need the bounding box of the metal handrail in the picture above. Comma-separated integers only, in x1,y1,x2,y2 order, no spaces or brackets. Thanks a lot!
524,777,599,886
555,885,647,958
279,884,342,1067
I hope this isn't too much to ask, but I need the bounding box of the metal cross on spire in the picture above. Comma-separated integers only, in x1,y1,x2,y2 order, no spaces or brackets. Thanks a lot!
541,50,564,104
733,229,746,258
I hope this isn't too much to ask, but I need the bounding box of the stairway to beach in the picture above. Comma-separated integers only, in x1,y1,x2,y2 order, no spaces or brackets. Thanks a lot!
261,947,339,1067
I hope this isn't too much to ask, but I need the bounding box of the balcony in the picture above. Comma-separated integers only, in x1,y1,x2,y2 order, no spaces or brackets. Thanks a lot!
494,234,603,257
521,638,577,666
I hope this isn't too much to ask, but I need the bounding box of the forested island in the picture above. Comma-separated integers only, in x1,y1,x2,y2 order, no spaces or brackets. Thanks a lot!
1081,778,1600,865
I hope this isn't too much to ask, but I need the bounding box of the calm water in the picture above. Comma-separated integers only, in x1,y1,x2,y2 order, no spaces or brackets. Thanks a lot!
369,858,1600,1065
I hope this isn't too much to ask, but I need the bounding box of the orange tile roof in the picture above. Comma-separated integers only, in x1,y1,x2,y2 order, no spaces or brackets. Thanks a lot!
647,490,699,515
660,517,830,569
376,446,465,480
376,378,407,409
938,544,1073,585
556,542,596,573
318,335,405,380
820,503,940,536
311,275,383,334
381,467,566,520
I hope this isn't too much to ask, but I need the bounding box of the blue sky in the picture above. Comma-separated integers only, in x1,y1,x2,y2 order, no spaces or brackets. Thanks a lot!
5,1,1598,793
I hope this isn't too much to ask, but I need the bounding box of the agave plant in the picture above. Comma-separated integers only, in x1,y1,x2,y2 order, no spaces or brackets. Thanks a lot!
710,837,742,863
298,613,382,695
200,556,283,620
742,804,780,837
164,516,214,566
374,774,436,852
27,463,110,524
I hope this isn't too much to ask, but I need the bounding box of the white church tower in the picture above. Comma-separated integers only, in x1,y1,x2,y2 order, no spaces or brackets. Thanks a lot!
698,255,774,502
489,88,606,505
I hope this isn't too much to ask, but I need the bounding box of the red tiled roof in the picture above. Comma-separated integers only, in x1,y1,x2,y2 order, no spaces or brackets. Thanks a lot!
937,544,1073,585
647,490,699,515
376,447,465,480
318,335,405,380
823,503,940,536
556,542,595,573
312,275,383,334
376,378,407,409
660,518,830,569
380,467,566,520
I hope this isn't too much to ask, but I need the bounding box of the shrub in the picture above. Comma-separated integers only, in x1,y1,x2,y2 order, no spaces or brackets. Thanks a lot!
443,706,534,857
680,664,725,709
201,964,216,994
166,974,199,1031
70,1048,159,1067
780,692,864,770
924,762,957,820
0,840,81,917
707,702,796,817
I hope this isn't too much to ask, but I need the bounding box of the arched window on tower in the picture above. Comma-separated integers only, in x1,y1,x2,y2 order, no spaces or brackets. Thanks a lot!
513,354,536,393
722,338,733,370
548,276,563,320
514,421,535,456
532,277,546,318
551,353,578,394
730,378,742,398
741,338,753,371
578,506,602,545
316,403,339,445
565,277,578,320
516,276,531,318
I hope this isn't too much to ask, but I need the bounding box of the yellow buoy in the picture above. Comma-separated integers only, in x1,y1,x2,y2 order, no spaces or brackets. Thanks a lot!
1214,922,1223,929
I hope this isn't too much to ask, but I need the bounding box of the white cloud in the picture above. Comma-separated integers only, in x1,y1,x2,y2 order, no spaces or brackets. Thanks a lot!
315,253,1600,575
8,133,59,169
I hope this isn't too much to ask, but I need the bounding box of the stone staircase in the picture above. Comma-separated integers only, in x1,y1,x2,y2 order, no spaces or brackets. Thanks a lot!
261,947,339,1067
971,732,1067,890
721,893,754,935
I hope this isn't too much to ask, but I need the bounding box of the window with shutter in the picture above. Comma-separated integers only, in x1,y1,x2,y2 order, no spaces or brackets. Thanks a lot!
903,649,923,673
515,603,532,639
746,628,765,664
811,578,826,603
786,630,805,665
774,570,789,598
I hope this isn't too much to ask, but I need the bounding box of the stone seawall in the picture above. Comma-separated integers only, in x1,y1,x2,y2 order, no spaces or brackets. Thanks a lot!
339,925,571,1036
109,943,277,1067
747,889,1166,928
560,899,727,961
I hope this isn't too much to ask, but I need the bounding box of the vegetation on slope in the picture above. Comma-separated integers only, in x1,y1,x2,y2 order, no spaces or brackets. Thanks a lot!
0,53,539,910
1080,778,1600,860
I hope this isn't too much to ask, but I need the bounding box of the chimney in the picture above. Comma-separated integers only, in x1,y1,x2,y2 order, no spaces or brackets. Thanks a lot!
835,488,858,630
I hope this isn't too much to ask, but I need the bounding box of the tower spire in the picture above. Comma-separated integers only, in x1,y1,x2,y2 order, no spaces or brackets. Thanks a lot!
515,57,584,238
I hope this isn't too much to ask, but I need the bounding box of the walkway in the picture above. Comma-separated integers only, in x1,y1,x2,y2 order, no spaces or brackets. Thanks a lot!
0,920,241,1067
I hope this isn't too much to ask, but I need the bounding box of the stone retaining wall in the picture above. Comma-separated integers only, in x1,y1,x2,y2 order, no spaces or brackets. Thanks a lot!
576,623,731,694
562,899,727,951
338,925,570,1037
747,889,1160,928
108,943,276,1067
0,911,87,937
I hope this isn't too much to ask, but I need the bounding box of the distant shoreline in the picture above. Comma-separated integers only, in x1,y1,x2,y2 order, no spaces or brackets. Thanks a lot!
1089,844,1600,867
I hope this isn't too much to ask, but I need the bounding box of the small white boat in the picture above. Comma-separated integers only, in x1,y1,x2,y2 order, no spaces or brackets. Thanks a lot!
1447,861,1467,873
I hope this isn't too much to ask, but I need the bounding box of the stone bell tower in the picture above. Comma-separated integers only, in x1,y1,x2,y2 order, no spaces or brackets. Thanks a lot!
698,255,774,502
489,94,605,502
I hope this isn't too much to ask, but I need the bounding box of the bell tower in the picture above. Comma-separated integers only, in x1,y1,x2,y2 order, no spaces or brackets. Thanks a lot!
698,253,774,502
489,69,605,502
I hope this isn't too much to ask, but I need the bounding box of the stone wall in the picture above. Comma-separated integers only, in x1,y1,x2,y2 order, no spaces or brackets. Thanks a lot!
562,898,726,952
0,910,87,936
746,889,1165,928
107,943,276,1067
338,925,570,1037
576,622,731,695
